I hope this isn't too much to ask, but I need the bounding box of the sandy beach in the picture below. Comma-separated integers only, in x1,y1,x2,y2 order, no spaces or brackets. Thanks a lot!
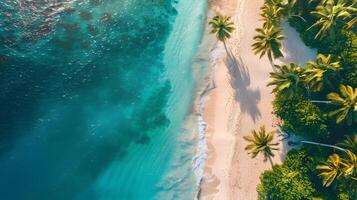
198,0,317,199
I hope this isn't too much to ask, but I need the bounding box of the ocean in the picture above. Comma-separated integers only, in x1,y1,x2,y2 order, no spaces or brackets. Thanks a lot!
0,0,207,199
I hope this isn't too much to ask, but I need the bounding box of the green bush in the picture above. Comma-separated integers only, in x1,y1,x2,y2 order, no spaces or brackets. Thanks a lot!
257,165,315,200
330,30,357,66
338,192,353,200
257,160,316,200
332,30,357,87
284,148,315,173
273,93,328,139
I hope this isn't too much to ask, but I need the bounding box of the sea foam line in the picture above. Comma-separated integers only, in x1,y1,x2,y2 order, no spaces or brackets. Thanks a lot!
192,75,216,199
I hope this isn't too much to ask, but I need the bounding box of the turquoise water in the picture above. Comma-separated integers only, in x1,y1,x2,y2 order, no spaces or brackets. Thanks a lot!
0,0,207,199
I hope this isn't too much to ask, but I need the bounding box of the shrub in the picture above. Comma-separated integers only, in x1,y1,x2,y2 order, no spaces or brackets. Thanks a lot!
332,30,357,87
284,148,315,173
273,93,328,139
338,192,353,200
257,149,318,200
257,164,315,200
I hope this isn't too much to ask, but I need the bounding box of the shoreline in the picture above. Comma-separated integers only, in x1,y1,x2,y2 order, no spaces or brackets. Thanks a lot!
195,0,318,199
193,0,242,199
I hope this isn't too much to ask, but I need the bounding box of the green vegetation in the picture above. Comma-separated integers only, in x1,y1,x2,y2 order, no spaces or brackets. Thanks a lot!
252,26,285,62
317,150,356,187
260,2,284,28
251,0,357,199
317,153,345,187
257,149,316,200
268,63,304,97
209,15,235,54
338,134,357,150
304,54,341,92
327,85,357,125
273,93,328,138
308,0,356,39
243,126,279,167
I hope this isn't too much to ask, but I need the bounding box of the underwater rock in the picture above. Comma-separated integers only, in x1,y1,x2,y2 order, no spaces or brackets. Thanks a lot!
100,12,112,23
0,55,7,63
79,11,92,20
59,22,79,31
81,41,90,49
90,0,104,6
87,24,99,36
64,7,75,15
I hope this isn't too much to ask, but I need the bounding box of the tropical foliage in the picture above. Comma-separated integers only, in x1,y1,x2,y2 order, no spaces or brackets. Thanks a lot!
273,93,328,138
260,2,284,28
317,149,357,187
268,63,304,97
317,153,345,187
308,0,356,39
327,84,357,125
209,15,235,43
243,126,279,166
209,15,235,57
252,26,285,62
253,0,357,198
304,54,341,92
287,0,316,15
257,149,316,200
338,134,357,152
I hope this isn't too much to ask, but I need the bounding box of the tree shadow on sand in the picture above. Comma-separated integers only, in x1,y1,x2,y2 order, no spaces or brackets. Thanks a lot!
224,50,262,122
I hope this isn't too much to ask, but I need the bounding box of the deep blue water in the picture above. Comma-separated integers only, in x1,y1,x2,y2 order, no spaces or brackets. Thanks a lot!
0,0,207,199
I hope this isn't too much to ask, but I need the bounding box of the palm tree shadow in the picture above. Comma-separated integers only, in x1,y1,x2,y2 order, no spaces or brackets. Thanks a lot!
225,50,261,122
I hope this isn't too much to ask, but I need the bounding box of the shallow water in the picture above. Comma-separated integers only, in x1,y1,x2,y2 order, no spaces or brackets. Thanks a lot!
0,0,206,199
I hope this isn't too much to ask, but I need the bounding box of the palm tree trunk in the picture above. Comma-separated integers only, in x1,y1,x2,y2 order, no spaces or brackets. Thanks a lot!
223,40,237,66
268,156,274,168
310,100,332,104
269,59,277,72
300,141,346,152
223,40,231,59
329,27,336,42
289,15,307,22
306,86,311,98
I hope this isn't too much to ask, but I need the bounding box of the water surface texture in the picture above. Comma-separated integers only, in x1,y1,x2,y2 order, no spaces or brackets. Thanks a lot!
0,0,206,199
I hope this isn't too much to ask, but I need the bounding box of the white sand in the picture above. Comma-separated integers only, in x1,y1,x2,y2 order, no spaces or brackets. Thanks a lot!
198,0,317,199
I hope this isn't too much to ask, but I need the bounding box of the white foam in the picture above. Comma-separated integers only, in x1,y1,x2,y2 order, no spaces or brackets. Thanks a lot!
192,114,207,186
191,77,216,199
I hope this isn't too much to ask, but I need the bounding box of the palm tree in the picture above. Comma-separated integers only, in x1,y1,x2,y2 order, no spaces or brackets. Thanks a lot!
341,150,357,179
209,15,235,55
287,0,315,15
278,125,350,152
268,63,304,97
308,0,354,39
343,3,357,29
243,126,279,167
304,54,341,92
317,153,344,187
327,84,357,125
284,0,320,22
252,26,284,62
345,15,357,29
300,140,346,152
317,150,357,187
260,3,284,28
279,126,357,185
338,134,357,152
